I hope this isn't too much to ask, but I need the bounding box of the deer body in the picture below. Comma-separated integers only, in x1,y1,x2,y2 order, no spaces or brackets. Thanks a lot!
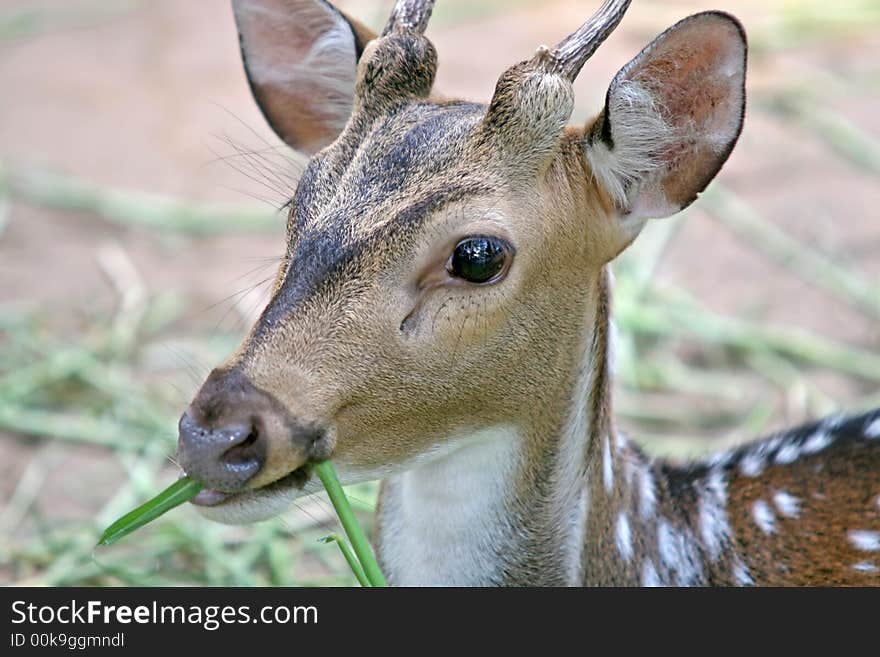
175,0,880,586
377,393,880,586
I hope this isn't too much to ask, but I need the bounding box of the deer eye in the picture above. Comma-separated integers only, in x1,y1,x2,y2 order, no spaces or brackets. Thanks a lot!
447,236,513,284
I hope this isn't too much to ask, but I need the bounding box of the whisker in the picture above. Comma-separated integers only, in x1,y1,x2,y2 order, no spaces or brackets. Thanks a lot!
209,142,288,203
202,142,292,168
217,184,284,209
211,275,274,335
231,277,274,332
210,136,289,193
162,344,209,388
199,275,275,317
216,135,292,198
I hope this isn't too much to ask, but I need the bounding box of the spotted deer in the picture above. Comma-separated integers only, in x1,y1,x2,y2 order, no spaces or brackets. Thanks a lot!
176,0,880,586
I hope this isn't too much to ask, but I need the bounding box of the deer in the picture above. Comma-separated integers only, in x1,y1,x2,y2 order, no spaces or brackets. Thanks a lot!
175,0,880,586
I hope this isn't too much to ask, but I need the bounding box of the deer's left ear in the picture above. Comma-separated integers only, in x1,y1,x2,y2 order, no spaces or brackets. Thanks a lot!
584,11,746,229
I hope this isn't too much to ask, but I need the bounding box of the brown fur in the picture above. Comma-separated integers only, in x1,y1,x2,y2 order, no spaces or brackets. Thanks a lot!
727,431,880,585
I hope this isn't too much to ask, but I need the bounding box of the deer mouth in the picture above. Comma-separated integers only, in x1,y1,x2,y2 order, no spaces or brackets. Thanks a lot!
188,464,312,507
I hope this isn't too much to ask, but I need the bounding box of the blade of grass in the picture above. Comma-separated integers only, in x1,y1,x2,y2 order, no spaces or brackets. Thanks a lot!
0,181,8,240
0,444,66,535
0,159,280,235
97,477,202,546
760,94,880,175
614,211,686,300
744,348,837,417
319,534,370,587
0,0,140,42
702,185,880,320
313,461,387,587
0,404,156,450
618,289,880,382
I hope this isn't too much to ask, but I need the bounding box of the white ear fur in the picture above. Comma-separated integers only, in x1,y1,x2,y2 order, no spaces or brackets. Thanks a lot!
585,12,747,224
586,79,675,215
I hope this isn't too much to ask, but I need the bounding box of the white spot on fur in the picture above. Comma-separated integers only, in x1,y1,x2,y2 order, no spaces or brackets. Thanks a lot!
657,522,675,566
603,437,614,494
849,530,880,552
624,458,636,490
802,430,833,454
614,427,627,453
852,561,878,573
773,490,801,519
707,450,734,469
775,442,801,465
698,469,730,560
642,560,662,587
822,414,845,430
607,318,619,377
752,500,776,535
639,467,656,521
732,557,754,586
739,452,765,478
657,519,702,585
866,417,880,439
616,513,633,562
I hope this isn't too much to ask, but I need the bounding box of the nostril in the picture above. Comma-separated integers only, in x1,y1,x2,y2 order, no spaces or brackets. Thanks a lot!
222,426,260,466
178,411,265,491
243,425,258,447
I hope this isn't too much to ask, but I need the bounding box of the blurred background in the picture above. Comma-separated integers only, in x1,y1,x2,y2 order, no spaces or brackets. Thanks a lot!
0,0,878,586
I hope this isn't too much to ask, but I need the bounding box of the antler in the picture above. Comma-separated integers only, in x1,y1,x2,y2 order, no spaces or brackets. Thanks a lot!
539,0,632,80
383,0,437,36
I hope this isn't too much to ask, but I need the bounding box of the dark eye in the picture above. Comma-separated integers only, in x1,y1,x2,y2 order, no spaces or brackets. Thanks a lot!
447,236,513,284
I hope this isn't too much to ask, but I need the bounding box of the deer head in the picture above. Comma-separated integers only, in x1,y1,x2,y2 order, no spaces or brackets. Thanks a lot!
177,0,747,528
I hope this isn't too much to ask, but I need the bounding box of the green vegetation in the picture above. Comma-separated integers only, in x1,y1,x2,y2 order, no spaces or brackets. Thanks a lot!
98,477,203,547
97,465,384,587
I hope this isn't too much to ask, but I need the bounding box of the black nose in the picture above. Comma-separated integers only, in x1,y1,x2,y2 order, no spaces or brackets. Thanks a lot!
177,411,265,492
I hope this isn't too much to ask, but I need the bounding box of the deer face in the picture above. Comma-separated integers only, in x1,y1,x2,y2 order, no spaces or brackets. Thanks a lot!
177,0,746,524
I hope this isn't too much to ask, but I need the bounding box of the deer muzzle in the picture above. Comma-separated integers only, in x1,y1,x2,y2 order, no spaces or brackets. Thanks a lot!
176,367,328,503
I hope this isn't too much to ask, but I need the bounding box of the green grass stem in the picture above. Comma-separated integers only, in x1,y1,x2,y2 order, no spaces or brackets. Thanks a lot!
320,534,370,587
313,461,387,587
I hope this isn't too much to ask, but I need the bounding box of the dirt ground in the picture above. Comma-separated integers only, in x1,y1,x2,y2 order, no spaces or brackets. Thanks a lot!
0,0,878,584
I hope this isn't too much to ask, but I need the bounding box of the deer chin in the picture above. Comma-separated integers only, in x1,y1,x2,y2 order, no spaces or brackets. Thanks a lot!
189,465,312,525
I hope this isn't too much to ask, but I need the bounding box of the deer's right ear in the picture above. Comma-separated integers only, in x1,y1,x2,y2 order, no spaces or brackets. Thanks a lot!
233,0,376,155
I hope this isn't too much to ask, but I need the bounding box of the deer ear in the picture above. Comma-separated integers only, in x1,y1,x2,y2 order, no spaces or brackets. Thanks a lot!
584,11,746,227
232,0,376,155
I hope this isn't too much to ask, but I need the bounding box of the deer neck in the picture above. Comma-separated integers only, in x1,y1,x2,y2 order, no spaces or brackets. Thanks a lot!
375,267,752,586
373,267,604,585
374,267,613,586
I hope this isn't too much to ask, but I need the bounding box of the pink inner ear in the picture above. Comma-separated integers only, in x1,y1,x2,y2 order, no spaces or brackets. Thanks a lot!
626,15,746,209
234,0,372,155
